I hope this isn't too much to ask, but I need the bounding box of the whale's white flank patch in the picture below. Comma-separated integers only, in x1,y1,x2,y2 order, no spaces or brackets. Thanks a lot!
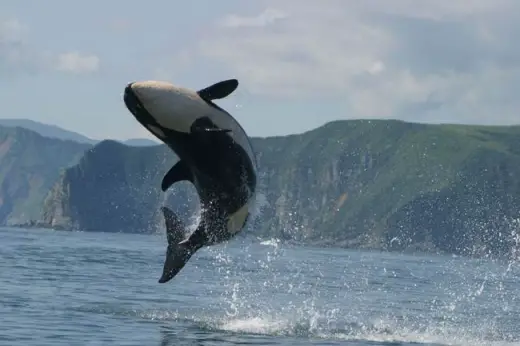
227,202,251,235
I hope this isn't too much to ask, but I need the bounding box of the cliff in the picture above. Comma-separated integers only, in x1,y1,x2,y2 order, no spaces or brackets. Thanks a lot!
0,125,91,225
42,140,197,233
40,119,520,258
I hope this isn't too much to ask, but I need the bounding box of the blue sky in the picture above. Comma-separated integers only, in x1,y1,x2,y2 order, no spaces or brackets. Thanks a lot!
1,0,520,141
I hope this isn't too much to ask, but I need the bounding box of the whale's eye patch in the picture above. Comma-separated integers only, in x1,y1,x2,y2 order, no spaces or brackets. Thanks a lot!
192,116,217,130
190,116,231,134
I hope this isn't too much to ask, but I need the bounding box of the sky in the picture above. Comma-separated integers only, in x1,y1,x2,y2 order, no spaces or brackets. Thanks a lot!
1,0,520,141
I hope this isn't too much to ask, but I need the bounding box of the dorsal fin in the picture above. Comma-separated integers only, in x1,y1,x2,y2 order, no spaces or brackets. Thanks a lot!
161,207,187,246
161,160,193,192
197,79,239,101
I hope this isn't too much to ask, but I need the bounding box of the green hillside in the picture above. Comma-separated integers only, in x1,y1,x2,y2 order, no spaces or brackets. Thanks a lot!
40,119,520,258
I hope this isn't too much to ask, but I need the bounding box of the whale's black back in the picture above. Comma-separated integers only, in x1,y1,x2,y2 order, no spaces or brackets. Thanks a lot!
158,111,256,245
189,115,257,214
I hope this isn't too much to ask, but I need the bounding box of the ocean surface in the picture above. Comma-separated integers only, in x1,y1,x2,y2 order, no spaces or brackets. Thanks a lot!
0,227,519,346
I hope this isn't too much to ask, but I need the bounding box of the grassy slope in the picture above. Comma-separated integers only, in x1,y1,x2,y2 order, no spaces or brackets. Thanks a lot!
40,119,520,256
253,120,520,248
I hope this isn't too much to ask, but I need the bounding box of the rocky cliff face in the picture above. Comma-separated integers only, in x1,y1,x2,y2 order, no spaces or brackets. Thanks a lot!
0,125,90,225
42,140,198,233
40,120,520,258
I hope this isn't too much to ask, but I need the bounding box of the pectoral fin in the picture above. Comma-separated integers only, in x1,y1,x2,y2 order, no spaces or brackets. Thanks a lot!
161,160,193,192
197,79,239,101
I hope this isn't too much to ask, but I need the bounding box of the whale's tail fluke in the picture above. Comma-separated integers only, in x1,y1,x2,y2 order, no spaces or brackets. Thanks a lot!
158,207,199,283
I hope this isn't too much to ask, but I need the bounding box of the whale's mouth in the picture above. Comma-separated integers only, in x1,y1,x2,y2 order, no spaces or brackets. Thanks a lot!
123,83,155,126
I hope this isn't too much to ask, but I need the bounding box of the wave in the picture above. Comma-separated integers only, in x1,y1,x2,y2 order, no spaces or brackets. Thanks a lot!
70,300,520,346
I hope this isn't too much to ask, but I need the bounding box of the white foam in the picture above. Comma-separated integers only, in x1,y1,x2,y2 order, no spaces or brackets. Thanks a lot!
216,315,520,346
259,238,281,247
220,317,288,335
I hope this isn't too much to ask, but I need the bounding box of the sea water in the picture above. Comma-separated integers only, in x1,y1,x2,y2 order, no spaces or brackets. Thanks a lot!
0,227,519,345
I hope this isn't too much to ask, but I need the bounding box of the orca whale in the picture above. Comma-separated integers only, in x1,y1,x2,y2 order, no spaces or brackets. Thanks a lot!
123,79,257,283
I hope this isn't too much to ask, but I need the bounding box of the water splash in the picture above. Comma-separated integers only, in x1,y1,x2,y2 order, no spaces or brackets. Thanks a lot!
67,233,520,345
192,235,519,345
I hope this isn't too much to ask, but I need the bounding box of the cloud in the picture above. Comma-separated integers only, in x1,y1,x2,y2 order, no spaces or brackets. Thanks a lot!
161,0,520,125
0,18,36,73
55,51,100,74
219,8,287,28
0,18,99,76
0,18,27,42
